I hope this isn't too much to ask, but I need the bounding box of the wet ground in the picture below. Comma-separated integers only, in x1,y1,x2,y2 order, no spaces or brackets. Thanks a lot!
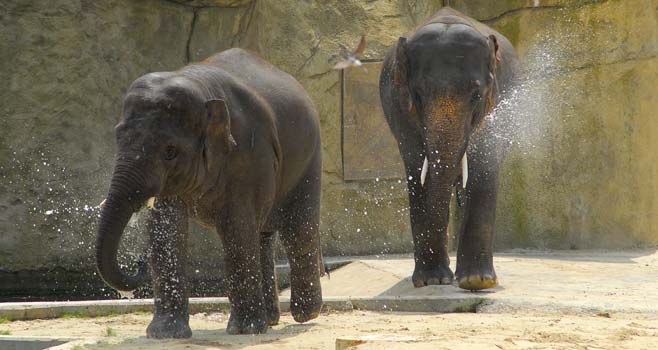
0,250,657,350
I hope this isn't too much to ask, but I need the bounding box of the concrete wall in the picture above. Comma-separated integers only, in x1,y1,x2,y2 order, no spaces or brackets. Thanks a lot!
1,0,657,296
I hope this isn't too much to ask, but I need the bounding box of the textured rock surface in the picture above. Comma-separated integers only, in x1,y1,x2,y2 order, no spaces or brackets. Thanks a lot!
169,0,252,7
1,0,657,295
0,0,194,273
489,0,658,248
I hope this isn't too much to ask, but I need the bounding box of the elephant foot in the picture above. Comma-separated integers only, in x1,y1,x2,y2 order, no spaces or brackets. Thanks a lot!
290,287,322,323
263,285,280,326
412,265,454,287
266,305,280,326
226,307,268,335
146,315,192,339
456,257,498,291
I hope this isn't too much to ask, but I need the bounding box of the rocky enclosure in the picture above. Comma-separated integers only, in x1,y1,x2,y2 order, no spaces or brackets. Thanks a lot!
1,0,657,294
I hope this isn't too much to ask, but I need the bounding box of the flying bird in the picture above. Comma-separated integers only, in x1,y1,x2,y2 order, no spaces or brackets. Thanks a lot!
332,35,366,70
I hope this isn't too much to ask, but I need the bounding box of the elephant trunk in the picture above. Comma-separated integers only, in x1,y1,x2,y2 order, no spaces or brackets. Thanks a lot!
96,163,152,291
418,96,470,241
421,97,469,188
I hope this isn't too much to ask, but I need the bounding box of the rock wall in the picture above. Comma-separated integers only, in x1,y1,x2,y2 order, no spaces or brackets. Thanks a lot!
0,0,657,296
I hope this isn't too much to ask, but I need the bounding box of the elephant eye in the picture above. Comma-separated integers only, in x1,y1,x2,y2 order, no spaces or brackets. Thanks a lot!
471,90,482,102
163,145,178,160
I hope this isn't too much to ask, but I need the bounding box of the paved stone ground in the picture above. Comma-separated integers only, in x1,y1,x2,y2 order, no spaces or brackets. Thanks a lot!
305,249,658,315
0,250,657,350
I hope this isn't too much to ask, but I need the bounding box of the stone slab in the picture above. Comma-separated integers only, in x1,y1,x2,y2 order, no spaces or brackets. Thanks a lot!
341,62,404,181
0,295,483,321
1,250,656,322
287,250,658,315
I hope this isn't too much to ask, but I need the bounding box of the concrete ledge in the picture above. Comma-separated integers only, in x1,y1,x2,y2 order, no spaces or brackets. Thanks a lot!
0,337,73,350
346,296,484,313
0,295,484,321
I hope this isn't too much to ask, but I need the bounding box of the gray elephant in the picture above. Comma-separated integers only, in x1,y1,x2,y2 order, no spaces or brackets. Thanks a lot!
95,48,323,337
379,8,520,290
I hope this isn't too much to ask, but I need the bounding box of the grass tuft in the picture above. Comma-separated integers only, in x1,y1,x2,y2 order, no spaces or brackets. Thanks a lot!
0,330,11,335
0,317,11,324
104,327,117,337
60,312,90,319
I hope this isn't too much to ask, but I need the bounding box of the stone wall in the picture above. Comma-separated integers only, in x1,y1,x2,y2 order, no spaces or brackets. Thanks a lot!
1,0,657,296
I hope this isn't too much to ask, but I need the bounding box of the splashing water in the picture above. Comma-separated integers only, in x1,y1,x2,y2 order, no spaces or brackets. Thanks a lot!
487,31,574,157
118,290,135,300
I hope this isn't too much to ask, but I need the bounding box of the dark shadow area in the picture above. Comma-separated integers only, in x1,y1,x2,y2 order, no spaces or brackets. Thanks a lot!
0,260,350,302
0,338,70,350
377,275,505,299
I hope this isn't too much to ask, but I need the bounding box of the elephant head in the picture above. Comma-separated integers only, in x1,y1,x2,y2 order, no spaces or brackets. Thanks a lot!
394,23,499,195
96,73,236,291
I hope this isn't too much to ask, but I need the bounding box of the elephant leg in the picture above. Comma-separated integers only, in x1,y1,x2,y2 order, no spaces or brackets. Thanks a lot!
146,197,192,339
278,158,322,323
399,139,454,287
455,148,501,291
260,231,280,326
222,203,268,335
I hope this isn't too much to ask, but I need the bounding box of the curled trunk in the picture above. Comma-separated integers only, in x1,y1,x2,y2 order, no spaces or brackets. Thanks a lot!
96,167,149,291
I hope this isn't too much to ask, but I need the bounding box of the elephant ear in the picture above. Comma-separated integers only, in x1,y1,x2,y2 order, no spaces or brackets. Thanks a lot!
485,35,500,114
204,99,237,169
394,37,413,113
488,34,500,65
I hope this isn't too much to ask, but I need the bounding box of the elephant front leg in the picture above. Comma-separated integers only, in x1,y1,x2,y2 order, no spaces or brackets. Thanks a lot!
260,231,280,326
407,176,454,287
455,153,500,291
146,197,192,339
221,207,268,335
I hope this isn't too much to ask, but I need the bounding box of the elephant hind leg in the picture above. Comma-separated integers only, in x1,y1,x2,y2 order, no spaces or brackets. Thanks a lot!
260,231,280,326
276,158,322,323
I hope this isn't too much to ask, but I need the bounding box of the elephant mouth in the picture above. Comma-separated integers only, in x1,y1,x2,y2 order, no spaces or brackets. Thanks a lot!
420,152,468,188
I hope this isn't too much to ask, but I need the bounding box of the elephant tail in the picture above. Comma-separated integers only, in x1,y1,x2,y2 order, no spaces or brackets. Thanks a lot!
319,242,330,280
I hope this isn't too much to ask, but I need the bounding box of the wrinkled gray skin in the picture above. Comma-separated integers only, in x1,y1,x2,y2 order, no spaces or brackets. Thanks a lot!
96,48,323,337
380,8,520,290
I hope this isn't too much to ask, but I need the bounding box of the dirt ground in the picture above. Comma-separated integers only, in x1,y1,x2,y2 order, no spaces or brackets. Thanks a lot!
1,309,657,350
1,250,657,349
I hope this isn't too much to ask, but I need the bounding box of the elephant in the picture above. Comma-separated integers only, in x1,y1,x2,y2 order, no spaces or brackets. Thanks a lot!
95,48,323,337
379,8,520,290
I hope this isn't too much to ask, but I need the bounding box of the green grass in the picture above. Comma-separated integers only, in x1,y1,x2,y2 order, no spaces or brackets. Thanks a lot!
0,317,11,324
131,311,151,316
0,330,11,335
60,312,90,319
104,327,117,337
71,346,86,350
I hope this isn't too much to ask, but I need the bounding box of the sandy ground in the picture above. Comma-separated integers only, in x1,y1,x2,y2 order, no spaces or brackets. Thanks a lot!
1,250,657,349
1,310,657,350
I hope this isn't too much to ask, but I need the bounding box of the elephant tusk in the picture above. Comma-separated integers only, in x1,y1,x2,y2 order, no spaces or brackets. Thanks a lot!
99,198,106,209
147,196,156,209
420,156,428,187
461,153,468,189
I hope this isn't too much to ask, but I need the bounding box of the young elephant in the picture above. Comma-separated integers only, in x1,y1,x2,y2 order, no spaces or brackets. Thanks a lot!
379,8,520,290
95,48,323,337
